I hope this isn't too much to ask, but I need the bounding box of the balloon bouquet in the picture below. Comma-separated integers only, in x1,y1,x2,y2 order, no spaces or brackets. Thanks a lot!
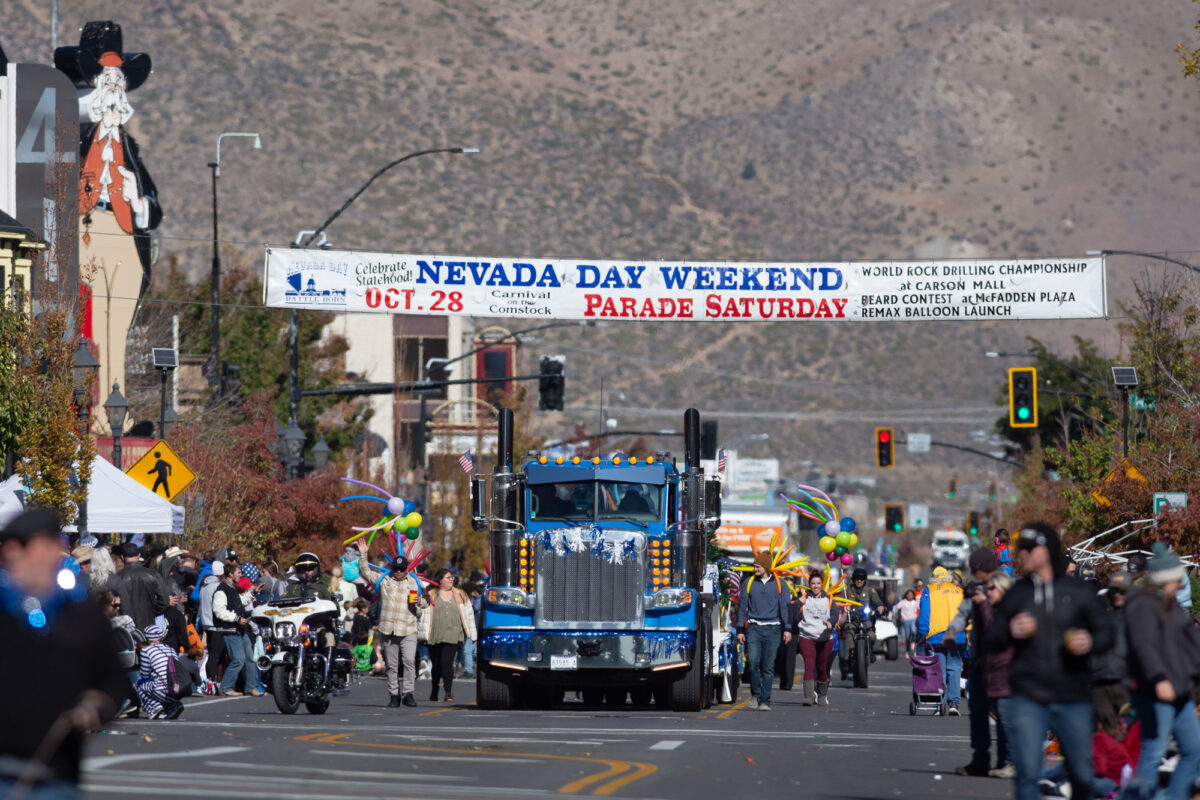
339,477,436,588
780,484,863,610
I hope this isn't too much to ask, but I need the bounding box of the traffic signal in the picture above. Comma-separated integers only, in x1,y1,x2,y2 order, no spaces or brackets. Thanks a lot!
884,503,905,533
988,481,997,502
967,511,981,537
875,427,895,468
699,420,718,461
947,478,957,499
538,355,565,411
1008,367,1038,428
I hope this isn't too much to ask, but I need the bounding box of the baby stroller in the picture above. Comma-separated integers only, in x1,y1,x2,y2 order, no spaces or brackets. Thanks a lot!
909,648,947,716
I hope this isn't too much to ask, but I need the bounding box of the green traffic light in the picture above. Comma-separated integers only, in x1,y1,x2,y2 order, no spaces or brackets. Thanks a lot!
893,523,902,532
970,527,978,535
1017,407,1031,420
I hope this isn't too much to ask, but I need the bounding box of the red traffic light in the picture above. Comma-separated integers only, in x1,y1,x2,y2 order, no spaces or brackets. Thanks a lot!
878,430,891,443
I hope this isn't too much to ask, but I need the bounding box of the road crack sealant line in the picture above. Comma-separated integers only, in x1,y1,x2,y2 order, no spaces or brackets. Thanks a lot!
294,731,658,796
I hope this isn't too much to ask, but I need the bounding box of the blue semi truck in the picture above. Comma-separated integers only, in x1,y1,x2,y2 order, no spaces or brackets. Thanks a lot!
471,407,737,710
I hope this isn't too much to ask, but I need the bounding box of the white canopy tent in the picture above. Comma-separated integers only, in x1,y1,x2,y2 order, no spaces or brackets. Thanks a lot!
0,455,184,535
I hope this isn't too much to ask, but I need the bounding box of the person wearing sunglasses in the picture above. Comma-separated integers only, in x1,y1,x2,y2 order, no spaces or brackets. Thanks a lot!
1090,571,1131,736
985,522,1113,800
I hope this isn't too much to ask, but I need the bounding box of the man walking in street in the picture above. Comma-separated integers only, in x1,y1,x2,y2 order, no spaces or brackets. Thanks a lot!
917,565,966,715
211,563,261,697
985,522,1112,800
736,553,791,711
357,541,428,707
115,541,170,630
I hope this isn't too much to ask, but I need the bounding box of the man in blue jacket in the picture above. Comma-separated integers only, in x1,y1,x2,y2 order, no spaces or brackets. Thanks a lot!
736,553,791,711
917,565,966,714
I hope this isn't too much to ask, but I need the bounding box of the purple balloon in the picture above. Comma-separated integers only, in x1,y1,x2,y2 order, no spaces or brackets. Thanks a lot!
840,553,853,566
824,520,841,537
386,497,405,515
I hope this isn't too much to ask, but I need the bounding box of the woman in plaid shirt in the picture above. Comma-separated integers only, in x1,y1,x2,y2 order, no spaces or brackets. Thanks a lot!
356,542,428,708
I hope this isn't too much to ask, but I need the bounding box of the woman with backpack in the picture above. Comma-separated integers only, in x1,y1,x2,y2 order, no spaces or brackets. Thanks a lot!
136,623,184,720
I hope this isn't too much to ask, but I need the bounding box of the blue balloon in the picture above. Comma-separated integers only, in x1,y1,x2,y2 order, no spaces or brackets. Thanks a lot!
840,517,856,533
403,499,416,515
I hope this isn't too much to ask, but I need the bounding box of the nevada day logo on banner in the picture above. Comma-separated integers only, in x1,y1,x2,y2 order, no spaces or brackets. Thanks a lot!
283,259,349,306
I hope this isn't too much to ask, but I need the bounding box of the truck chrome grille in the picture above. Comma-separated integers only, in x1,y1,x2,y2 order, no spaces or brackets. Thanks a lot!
535,533,645,627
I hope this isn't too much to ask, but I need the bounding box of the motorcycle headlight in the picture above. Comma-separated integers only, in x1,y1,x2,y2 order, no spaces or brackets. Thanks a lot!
650,587,693,609
487,587,532,608
275,622,297,640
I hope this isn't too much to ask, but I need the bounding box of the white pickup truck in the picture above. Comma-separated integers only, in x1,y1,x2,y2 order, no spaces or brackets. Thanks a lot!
932,530,970,571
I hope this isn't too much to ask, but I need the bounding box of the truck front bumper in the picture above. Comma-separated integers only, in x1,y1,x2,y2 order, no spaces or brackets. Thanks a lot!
480,631,695,673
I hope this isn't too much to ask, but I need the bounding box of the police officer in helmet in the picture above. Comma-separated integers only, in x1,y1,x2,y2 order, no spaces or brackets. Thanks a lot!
284,552,334,600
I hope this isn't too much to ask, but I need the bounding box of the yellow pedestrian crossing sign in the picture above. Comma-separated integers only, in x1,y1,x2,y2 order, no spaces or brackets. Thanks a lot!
127,440,195,502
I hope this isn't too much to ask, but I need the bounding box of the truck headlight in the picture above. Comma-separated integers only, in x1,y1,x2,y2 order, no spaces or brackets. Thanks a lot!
650,588,693,609
487,587,532,608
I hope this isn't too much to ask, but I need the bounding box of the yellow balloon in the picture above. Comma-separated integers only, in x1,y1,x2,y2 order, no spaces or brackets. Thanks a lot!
405,512,423,529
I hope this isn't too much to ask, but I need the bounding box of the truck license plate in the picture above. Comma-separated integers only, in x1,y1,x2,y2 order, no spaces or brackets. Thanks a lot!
550,655,578,671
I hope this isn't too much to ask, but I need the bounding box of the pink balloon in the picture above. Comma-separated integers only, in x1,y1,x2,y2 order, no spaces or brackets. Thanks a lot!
826,551,838,561
840,553,853,566
386,497,405,515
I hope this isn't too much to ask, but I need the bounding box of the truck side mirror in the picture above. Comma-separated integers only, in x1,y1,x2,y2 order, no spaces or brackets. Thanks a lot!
470,475,488,531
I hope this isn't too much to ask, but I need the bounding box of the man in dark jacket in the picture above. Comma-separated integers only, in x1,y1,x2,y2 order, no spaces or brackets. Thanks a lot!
735,553,791,711
985,522,1113,800
115,542,170,629
0,510,125,795
1090,570,1130,735
1123,544,1200,800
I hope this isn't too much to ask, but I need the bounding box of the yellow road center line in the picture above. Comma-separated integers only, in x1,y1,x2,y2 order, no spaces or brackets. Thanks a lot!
716,697,750,719
418,706,459,717
291,731,658,796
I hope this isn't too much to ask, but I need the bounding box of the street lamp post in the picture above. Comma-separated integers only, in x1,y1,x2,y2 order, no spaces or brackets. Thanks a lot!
102,382,130,468
72,339,99,539
288,146,479,422
209,131,262,396
281,418,306,479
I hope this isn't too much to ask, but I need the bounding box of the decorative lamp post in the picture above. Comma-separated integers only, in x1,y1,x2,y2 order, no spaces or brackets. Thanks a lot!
102,382,130,468
312,434,331,470
72,339,99,539
282,418,306,479
162,405,182,439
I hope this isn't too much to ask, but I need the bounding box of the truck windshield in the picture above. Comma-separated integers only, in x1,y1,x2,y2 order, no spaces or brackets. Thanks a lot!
529,481,661,524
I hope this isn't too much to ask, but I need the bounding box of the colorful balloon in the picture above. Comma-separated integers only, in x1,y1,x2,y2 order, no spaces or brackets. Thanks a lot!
840,517,856,533
824,520,841,537
386,497,405,515
835,531,851,547
826,551,838,561
405,528,419,540
818,536,837,553
840,553,853,566
834,545,846,556
405,512,422,529
403,500,416,515
393,516,409,532
848,533,858,548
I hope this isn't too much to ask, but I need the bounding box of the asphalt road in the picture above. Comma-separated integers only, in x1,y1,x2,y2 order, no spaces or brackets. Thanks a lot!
82,658,1015,800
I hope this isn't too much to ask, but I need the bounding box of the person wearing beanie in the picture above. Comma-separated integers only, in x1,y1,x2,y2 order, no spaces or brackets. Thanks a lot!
135,622,183,720
1090,571,1132,736
355,540,427,708
985,522,1113,800
734,552,791,711
1122,543,1200,800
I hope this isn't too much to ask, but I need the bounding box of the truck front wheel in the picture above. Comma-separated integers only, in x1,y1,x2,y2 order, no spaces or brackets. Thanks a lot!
477,666,514,710
667,626,707,712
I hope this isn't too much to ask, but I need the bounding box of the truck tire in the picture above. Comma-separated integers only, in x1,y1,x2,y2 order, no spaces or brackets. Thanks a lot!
477,667,514,710
668,627,706,712
581,688,604,706
853,638,869,688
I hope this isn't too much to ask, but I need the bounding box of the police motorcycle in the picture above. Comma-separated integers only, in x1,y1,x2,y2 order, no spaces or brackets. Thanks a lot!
252,554,353,714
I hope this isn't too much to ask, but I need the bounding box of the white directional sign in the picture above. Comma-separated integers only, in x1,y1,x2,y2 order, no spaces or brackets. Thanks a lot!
906,433,931,453
908,503,930,529
1153,492,1187,516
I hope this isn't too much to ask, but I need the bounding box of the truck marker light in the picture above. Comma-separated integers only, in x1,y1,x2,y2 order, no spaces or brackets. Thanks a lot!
572,456,580,464
613,457,621,464
539,456,547,464
629,457,637,465
592,457,601,465
556,456,564,464
646,457,654,464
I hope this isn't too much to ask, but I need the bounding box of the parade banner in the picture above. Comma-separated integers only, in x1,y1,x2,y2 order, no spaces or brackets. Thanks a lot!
263,248,1107,322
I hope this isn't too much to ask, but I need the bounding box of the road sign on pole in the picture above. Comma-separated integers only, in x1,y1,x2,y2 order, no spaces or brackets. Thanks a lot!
1153,492,1187,516
127,439,196,502
908,503,929,529
906,433,931,453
